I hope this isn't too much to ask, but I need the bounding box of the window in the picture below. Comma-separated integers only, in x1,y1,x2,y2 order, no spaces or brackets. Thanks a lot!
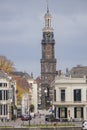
54,89,56,101
47,87,49,97
4,90,5,100
6,90,8,100
0,83,7,87
0,105,2,115
4,83,7,87
74,107,83,118
4,105,5,115
0,90,2,100
47,19,50,27
0,83,2,87
6,104,8,115
61,90,65,102
74,89,81,101
58,107,67,118
86,89,87,101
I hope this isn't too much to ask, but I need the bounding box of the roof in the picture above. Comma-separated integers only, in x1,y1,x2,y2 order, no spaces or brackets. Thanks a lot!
70,65,87,78
11,71,32,79
0,70,10,80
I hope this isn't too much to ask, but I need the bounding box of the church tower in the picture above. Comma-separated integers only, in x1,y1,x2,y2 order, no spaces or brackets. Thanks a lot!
40,4,57,108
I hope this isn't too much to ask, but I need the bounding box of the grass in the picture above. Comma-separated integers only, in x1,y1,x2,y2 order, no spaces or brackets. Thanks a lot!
23,123,75,128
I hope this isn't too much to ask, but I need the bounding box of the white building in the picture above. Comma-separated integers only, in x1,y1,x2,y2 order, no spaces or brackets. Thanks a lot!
21,93,29,115
52,74,87,121
0,70,16,121
27,79,38,113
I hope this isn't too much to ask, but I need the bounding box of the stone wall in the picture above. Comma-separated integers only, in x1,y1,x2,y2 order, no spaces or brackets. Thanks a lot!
0,127,82,130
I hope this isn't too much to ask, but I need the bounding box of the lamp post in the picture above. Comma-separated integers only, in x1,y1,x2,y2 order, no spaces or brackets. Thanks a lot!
28,93,31,127
44,89,47,96
44,88,47,108
44,87,53,109
29,107,30,127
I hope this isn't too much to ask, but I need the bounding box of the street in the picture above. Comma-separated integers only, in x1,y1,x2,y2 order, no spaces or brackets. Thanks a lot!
0,115,83,128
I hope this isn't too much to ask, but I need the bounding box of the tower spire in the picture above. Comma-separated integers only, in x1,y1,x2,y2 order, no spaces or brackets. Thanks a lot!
46,0,49,13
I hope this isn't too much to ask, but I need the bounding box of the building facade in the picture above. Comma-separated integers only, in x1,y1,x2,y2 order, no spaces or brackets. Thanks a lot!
0,70,16,121
27,78,38,113
21,93,30,115
12,71,31,117
40,7,57,108
35,77,42,109
11,71,38,115
52,74,87,121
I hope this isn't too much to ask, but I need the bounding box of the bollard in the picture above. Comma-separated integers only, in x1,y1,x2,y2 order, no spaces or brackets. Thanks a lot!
54,122,56,128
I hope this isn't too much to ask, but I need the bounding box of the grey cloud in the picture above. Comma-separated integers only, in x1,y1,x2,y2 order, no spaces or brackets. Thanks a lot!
0,0,87,76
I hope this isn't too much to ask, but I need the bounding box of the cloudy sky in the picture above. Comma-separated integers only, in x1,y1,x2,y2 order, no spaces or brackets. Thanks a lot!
0,0,87,78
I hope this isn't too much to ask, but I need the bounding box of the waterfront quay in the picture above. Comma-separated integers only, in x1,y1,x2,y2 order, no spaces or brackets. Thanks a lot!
0,115,83,130
0,128,83,130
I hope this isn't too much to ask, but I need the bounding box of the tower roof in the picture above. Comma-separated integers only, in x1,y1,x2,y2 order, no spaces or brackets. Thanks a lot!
43,0,53,32
46,0,50,15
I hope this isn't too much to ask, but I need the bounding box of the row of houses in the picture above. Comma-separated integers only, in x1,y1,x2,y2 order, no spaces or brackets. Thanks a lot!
1,65,87,121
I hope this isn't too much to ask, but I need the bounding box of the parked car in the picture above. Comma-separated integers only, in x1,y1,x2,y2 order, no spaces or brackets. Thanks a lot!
45,114,55,122
60,118,68,122
21,115,32,121
82,120,87,129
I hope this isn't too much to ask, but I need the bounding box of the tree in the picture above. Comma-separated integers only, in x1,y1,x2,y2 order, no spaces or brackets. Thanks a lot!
0,55,15,73
16,85,24,104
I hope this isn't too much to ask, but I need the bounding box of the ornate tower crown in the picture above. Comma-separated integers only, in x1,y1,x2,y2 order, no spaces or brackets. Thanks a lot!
43,1,53,32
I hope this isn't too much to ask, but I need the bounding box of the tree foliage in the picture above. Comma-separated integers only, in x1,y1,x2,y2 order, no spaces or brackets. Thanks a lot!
0,55,15,73
16,85,24,103
16,84,29,106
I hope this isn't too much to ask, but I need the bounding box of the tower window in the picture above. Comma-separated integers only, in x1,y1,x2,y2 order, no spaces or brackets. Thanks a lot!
47,19,49,27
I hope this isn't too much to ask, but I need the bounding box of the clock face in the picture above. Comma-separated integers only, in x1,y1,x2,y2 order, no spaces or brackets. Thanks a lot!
46,32,50,37
43,32,54,41
45,32,51,40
